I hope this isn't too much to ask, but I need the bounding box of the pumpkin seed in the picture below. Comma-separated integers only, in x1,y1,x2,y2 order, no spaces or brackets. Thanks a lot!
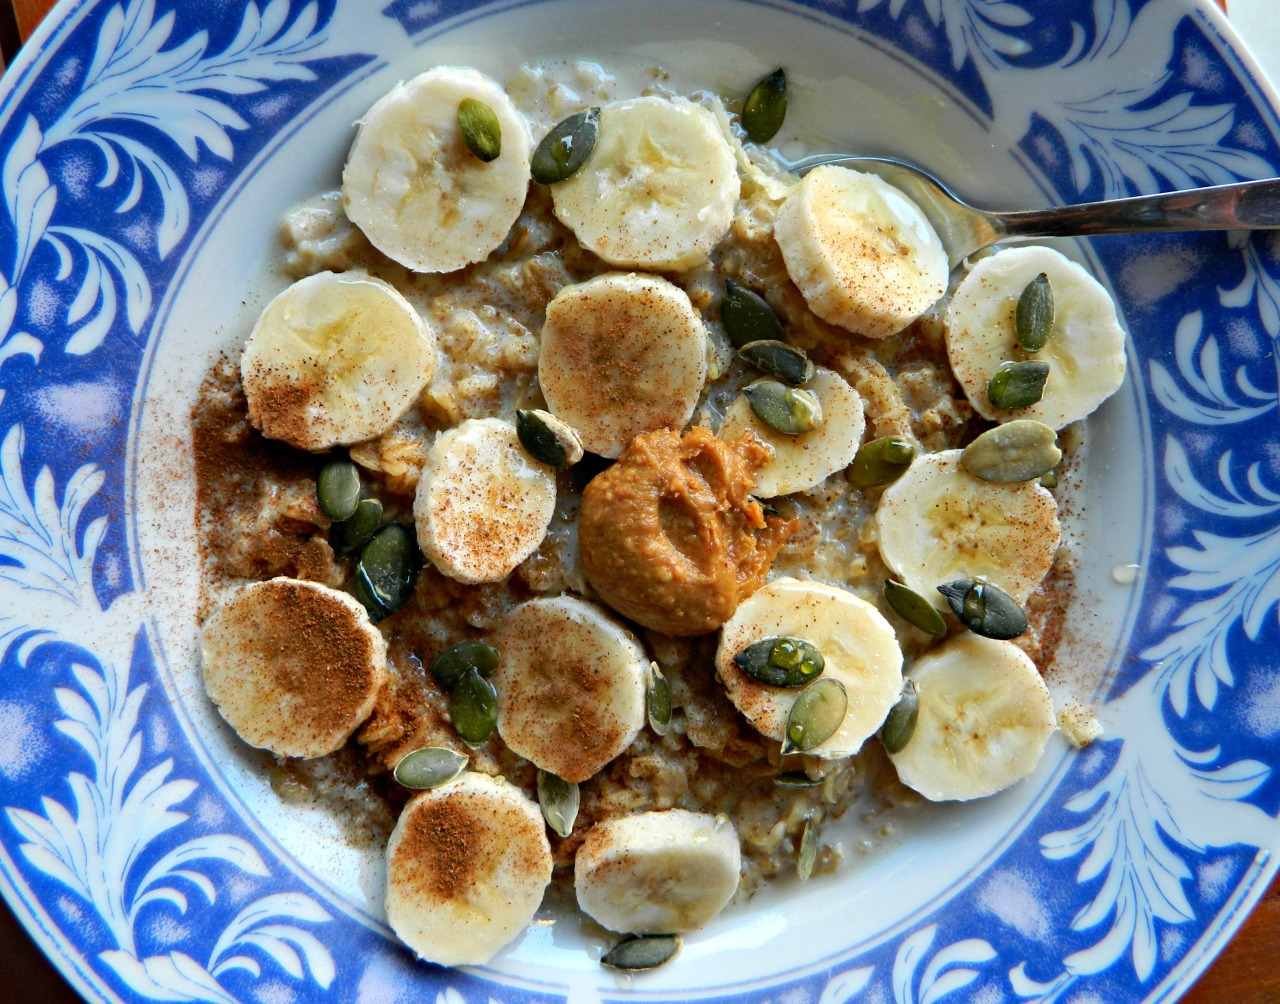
647,662,672,736
1040,470,1059,489
796,815,819,881
774,771,823,790
451,667,498,747
393,746,468,790
317,459,361,521
851,436,917,488
531,107,600,184
781,677,847,755
354,523,419,621
516,408,583,468
744,379,822,435
458,97,502,162
883,580,946,637
721,279,783,348
961,419,1062,483
734,636,824,688
330,497,382,556
937,577,1028,640
987,361,1050,410
738,339,813,386
1015,272,1053,352
536,770,580,838
430,640,500,690
741,68,787,144
880,679,920,755
601,934,682,971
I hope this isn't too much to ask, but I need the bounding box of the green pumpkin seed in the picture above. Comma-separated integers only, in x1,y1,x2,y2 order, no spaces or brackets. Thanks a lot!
721,279,783,348
781,677,847,755
741,68,787,144
354,523,419,621
458,97,501,162
883,580,946,637
317,459,361,521
738,340,813,386
451,667,498,747
330,497,382,556
851,437,917,488
734,636,824,688
531,107,600,184
774,770,823,789
745,379,822,435
1040,470,1059,489
796,815,819,881
880,679,920,755
647,662,672,736
601,934,682,971
1015,273,1054,352
536,770,580,838
987,361,1050,410
960,419,1062,483
516,408,583,468
430,640,500,690
937,577,1028,640
393,747,468,790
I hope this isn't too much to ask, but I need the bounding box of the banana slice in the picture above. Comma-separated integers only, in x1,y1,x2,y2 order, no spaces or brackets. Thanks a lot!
875,450,1060,609
715,577,903,759
574,809,741,934
888,633,1056,801
200,577,388,759
550,96,739,271
343,66,532,273
774,165,948,339
717,367,865,497
491,596,649,782
414,417,556,584
385,772,553,966
944,245,1127,430
538,273,707,458
241,270,436,452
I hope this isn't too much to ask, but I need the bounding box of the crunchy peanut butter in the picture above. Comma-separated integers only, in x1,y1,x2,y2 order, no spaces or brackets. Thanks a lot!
579,427,795,636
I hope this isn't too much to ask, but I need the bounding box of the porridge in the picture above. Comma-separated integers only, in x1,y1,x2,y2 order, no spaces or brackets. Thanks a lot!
193,58,1124,969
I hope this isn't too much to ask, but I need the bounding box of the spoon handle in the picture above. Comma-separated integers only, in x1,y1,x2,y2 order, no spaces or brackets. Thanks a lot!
994,177,1280,241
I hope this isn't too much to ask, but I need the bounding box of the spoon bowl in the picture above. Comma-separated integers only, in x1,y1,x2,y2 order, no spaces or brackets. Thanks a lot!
788,154,1280,266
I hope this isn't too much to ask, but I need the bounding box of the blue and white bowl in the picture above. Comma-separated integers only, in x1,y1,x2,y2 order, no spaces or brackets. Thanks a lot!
2,1,1279,1001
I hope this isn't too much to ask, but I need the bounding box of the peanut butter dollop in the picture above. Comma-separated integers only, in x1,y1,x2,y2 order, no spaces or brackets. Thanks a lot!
580,427,795,636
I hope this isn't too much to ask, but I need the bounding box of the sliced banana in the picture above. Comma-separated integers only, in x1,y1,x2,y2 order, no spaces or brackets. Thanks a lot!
200,577,387,759
718,367,865,497
241,270,436,452
574,809,741,934
944,245,1127,430
491,596,649,782
715,577,903,759
875,449,1060,610
343,66,532,273
888,633,1056,801
414,417,556,584
550,95,739,271
385,772,553,966
538,273,707,458
774,165,948,339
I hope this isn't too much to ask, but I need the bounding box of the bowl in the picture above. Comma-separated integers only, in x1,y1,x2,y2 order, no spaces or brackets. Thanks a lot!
2,0,1279,1001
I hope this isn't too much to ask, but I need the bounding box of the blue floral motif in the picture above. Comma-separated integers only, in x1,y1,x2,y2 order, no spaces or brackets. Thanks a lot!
0,423,336,1001
2,0,1280,1002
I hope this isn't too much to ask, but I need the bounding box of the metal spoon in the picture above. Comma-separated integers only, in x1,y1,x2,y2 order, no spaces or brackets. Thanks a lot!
789,154,1280,267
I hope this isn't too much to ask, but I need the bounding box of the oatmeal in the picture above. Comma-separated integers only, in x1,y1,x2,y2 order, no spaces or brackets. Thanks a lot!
193,58,1124,970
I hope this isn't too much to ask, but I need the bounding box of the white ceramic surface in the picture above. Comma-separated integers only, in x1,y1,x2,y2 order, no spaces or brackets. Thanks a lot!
1,1,1279,1002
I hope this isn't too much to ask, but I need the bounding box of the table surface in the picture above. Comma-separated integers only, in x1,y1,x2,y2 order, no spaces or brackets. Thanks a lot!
1,1,1278,1002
